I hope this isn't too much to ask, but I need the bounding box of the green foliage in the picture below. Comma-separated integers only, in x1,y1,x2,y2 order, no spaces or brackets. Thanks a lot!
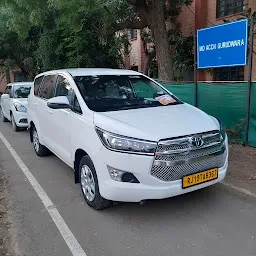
172,35,194,81
0,0,195,81
166,0,193,22
0,0,126,79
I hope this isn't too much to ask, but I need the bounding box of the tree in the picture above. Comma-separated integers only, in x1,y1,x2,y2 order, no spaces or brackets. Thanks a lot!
104,0,193,81
0,0,127,79
140,29,155,76
139,5,194,81
0,0,193,81
0,8,38,80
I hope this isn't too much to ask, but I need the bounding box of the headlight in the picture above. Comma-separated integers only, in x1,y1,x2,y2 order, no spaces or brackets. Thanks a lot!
14,103,27,112
95,127,157,155
217,118,226,140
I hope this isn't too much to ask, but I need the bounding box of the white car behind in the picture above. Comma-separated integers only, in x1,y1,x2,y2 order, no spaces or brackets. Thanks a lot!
0,82,32,131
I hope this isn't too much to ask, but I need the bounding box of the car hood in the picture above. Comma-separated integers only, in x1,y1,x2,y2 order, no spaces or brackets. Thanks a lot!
93,103,219,141
13,98,28,107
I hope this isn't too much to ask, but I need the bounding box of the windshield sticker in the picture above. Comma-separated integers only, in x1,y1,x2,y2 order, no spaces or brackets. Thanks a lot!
155,95,176,105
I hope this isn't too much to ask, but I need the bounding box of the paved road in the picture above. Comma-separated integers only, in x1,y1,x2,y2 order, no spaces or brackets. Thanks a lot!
0,121,256,256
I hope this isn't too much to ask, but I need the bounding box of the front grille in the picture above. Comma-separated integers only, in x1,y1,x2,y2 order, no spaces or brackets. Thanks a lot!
151,131,227,182
151,150,227,182
157,143,188,152
155,144,223,162
156,130,221,153
19,118,28,124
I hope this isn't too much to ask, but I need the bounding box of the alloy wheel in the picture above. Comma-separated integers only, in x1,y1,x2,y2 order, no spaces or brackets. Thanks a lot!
33,129,40,153
80,165,96,202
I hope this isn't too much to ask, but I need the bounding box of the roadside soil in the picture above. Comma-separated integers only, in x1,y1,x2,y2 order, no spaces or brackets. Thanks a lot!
225,144,256,195
0,168,14,256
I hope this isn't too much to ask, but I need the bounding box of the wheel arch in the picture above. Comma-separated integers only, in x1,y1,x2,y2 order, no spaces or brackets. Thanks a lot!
74,149,89,183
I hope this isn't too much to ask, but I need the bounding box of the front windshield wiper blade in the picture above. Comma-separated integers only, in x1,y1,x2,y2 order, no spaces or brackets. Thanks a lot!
116,105,159,111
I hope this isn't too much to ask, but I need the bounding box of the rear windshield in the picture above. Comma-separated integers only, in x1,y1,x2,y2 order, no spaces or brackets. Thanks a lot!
73,75,182,112
13,84,31,98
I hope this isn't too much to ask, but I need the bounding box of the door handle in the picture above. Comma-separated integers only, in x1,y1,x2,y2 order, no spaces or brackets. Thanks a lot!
33,102,38,106
47,110,53,114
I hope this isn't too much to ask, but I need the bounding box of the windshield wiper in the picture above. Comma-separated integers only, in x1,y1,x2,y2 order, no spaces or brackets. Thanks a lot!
116,104,159,111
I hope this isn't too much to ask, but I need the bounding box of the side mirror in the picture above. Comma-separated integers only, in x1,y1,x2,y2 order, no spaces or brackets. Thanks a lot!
1,94,10,100
47,96,70,109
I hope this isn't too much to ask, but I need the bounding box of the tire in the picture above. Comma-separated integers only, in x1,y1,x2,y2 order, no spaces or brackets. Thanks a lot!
11,114,20,132
79,156,112,210
32,126,50,157
1,108,8,122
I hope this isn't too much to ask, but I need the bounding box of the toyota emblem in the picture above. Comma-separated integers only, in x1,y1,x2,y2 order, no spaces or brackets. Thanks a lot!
190,136,204,147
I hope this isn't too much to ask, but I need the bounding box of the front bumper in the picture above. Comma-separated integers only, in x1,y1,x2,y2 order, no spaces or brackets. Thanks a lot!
93,138,229,202
13,111,28,127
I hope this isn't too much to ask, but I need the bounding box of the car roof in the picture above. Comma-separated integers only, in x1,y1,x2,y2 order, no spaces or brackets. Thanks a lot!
8,82,33,87
36,68,142,78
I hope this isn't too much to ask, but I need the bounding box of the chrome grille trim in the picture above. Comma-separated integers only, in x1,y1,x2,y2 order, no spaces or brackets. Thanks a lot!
156,130,222,154
154,146,225,167
151,131,226,182
155,143,225,161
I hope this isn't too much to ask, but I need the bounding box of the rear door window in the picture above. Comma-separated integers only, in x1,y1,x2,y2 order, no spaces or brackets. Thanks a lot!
34,76,44,96
38,75,57,99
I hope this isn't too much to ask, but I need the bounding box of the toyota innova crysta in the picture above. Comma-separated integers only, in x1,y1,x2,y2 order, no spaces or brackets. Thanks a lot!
27,69,228,209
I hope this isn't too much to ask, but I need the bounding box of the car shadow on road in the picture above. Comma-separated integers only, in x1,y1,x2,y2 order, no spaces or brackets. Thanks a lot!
101,185,223,224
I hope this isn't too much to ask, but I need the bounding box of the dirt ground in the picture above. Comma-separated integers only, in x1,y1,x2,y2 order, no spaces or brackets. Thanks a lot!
226,144,256,195
0,169,13,256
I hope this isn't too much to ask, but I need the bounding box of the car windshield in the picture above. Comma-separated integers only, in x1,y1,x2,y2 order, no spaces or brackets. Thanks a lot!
74,75,182,112
13,84,31,98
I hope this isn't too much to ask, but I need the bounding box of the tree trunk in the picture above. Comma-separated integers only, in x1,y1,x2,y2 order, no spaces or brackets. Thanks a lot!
5,69,11,84
18,64,28,80
20,67,28,80
15,58,29,80
143,52,155,75
148,0,174,81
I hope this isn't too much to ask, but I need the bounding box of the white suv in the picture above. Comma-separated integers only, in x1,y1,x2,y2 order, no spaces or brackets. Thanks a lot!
27,68,228,210
1,82,32,131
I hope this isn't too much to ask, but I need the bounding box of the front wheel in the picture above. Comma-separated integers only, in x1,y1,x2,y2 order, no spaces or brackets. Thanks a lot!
32,126,50,157
79,156,112,210
11,114,20,132
1,108,8,122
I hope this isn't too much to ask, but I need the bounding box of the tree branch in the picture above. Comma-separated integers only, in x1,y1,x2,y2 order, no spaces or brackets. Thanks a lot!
105,0,149,35
133,0,148,25
108,17,148,35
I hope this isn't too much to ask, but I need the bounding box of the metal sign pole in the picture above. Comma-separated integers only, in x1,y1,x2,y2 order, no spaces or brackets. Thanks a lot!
245,17,255,146
194,34,198,107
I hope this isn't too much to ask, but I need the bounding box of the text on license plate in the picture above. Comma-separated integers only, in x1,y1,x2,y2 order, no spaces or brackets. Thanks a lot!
182,168,218,189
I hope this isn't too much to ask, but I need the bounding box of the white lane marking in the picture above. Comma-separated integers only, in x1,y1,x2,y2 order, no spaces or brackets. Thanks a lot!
0,132,87,256
221,181,256,198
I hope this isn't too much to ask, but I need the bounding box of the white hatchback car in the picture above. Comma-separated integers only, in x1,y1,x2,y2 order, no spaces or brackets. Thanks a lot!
27,69,228,210
1,82,32,131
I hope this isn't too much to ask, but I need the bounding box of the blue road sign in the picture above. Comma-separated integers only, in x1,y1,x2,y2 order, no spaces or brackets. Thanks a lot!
197,19,248,69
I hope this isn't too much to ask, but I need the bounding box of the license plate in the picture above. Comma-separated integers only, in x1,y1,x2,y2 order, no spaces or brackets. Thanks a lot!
182,168,218,189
